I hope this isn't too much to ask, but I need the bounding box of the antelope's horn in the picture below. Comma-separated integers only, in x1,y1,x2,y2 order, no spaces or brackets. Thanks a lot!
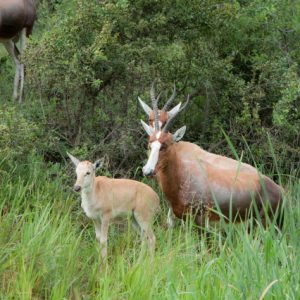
163,84,177,111
162,111,178,133
178,94,190,113
150,80,159,131
163,94,190,133
150,80,156,104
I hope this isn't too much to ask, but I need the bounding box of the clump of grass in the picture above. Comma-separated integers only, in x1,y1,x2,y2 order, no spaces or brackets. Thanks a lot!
0,153,299,299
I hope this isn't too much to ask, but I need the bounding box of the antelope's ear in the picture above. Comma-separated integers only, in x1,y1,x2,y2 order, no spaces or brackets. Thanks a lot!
67,152,80,167
172,126,186,142
140,120,155,136
168,102,182,118
138,97,152,116
93,158,104,170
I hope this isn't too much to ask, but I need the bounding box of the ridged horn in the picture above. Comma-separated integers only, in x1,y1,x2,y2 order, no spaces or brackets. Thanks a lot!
162,84,177,111
162,94,190,133
150,80,159,131
178,94,190,114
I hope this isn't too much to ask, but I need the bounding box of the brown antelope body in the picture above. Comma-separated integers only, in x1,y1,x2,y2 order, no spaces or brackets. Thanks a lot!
67,153,160,260
140,85,283,228
0,0,37,102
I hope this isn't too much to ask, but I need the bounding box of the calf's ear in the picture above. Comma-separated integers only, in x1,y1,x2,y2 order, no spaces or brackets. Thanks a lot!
67,152,80,167
93,158,104,170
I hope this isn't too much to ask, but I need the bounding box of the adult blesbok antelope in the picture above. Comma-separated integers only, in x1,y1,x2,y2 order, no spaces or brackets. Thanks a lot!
138,82,257,227
0,0,37,102
67,153,160,260
140,97,284,229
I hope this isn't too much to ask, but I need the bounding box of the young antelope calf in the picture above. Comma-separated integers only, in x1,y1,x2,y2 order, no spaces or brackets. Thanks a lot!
67,153,160,260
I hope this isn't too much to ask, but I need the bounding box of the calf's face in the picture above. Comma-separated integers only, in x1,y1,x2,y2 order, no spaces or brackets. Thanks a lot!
67,152,103,192
74,161,94,192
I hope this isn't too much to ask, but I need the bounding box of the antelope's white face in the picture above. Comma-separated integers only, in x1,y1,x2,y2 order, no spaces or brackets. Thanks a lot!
141,122,187,176
143,131,163,176
67,153,102,192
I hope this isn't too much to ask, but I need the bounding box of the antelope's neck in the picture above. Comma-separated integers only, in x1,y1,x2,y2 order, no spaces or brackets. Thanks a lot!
80,177,102,219
81,178,96,202
157,146,184,216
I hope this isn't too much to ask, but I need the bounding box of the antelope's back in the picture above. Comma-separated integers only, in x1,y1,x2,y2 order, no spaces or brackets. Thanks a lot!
176,141,257,173
173,142,283,215
95,177,159,208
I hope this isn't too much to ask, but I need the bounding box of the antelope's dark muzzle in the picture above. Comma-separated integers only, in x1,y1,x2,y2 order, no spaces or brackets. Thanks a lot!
74,185,81,192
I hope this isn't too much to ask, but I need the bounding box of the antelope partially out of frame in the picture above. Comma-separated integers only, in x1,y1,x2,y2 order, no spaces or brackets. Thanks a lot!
140,88,284,228
0,0,37,102
67,153,160,260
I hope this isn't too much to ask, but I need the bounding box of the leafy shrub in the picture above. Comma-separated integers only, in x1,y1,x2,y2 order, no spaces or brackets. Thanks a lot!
21,0,300,175
0,106,44,172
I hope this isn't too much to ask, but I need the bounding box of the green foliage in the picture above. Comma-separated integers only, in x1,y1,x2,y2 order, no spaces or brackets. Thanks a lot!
0,106,42,170
20,0,300,174
1,1,300,171
273,66,300,134
0,49,15,99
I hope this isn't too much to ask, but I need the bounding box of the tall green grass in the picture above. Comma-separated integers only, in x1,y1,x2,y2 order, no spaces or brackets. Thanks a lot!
0,157,299,299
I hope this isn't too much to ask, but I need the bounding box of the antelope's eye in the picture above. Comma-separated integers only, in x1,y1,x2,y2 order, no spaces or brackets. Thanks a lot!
86,171,91,176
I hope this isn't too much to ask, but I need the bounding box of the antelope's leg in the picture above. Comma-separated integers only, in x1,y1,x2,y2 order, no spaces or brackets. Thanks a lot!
19,28,27,51
167,207,175,228
133,211,156,253
194,213,209,236
3,40,21,101
18,63,24,103
195,214,206,227
18,29,27,103
94,213,111,260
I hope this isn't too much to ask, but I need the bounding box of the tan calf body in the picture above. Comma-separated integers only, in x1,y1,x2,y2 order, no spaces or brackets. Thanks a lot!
67,154,160,260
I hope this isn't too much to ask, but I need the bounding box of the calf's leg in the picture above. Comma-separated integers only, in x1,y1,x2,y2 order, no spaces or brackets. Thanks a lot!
94,213,111,260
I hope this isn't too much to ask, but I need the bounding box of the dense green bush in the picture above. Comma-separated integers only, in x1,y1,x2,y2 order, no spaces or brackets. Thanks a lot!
18,0,300,175
0,104,62,178
0,106,41,169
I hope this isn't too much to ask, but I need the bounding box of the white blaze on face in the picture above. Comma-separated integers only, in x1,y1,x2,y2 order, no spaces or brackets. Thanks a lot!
143,133,162,176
